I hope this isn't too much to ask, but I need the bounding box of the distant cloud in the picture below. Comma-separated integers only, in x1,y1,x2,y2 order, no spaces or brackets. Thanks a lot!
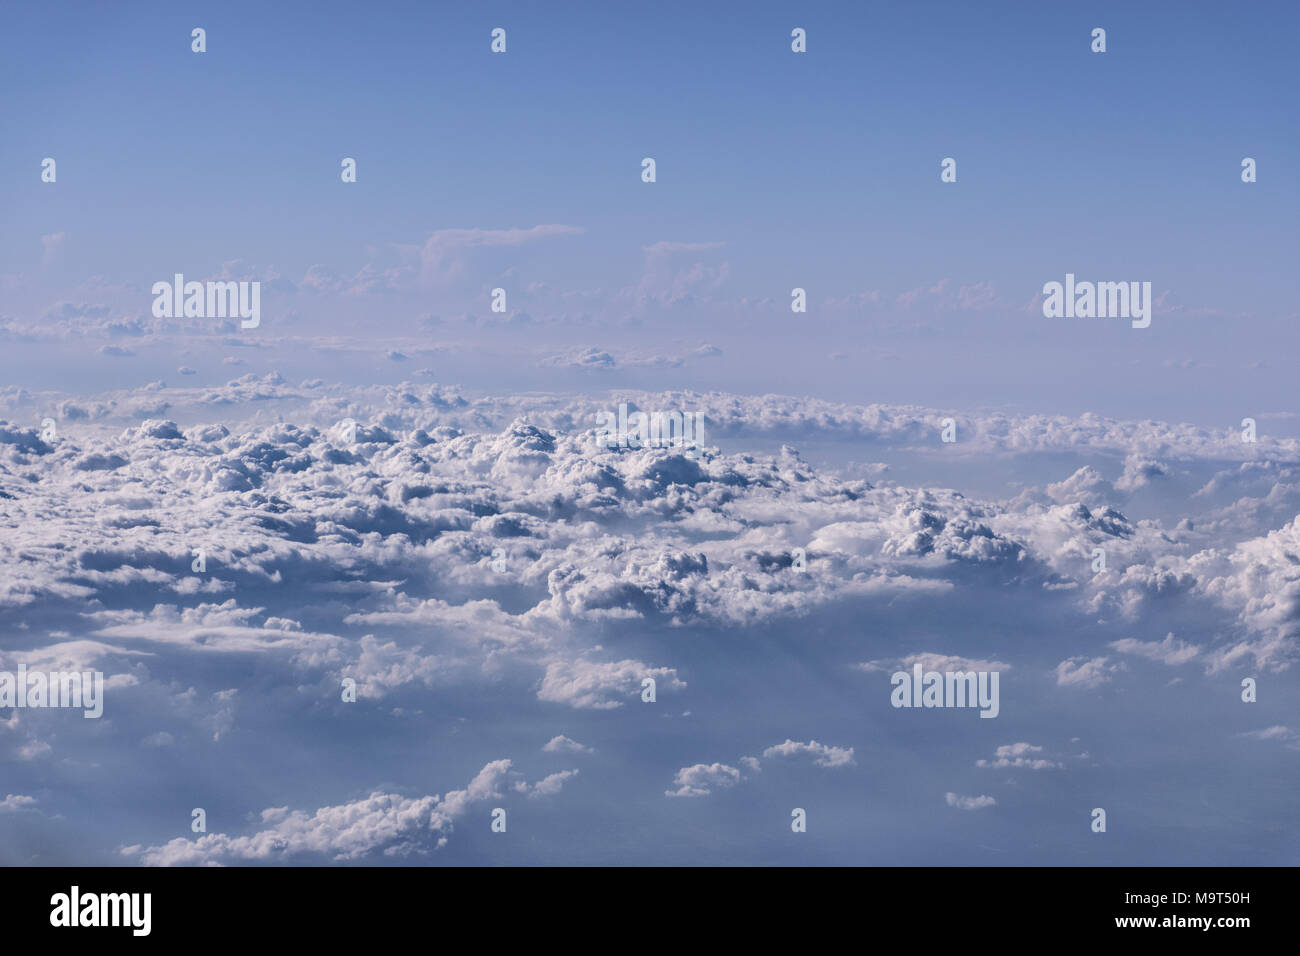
542,735,593,755
539,347,616,370
945,792,995,810
417,225,583,283
1238,726,1300,750
976,743,1060,770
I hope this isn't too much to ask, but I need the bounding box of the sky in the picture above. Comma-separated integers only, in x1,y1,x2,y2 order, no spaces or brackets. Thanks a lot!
0,1,1298,866
2,0,1298,416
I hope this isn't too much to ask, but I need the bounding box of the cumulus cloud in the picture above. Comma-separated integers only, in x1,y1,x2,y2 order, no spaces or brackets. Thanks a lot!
2,378,1299,862
761,739,855,768
667,736,854,797
120,758,541,864
2,381,1294,718
538,659,684,710
0,794,37,812
665,763,741,798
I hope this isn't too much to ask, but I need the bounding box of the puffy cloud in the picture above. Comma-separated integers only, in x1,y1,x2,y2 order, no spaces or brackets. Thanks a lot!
3,382,1295,719
668,737,854,797
4,378,1300,862
1183,517,1300,672
0,794,37,812
1115,455,1169,493
761,739,855,768
665,763,741,798
1046,466,1111,505
121,758,534,864
538,659,683,710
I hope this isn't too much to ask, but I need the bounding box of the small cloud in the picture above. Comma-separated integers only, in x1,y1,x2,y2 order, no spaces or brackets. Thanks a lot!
1109,633,1199,666
665,763,741,798
976,742,1060,770
1239,726,1300,750
521,769,579,798
542,734,593,755
1055,656,1120,688
540,347,616,370
945,792,995,810
761,738,855,768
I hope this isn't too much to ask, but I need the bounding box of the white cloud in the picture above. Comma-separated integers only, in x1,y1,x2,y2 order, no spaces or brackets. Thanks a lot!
945,792,995,810
519,769,579,798
120,758,535,864
1109,633,1200,666
1238,726,1300,749
0,794,37,812
1055,656,1121,688
857,652,1010,674
665,763,741,798
542,735,593,754
976,743,1060,770
761,739,855,768
538,659,683,710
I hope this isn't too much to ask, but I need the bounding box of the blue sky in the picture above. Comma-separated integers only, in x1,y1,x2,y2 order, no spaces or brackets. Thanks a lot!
1,2,1298,866
3,1,1297,420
